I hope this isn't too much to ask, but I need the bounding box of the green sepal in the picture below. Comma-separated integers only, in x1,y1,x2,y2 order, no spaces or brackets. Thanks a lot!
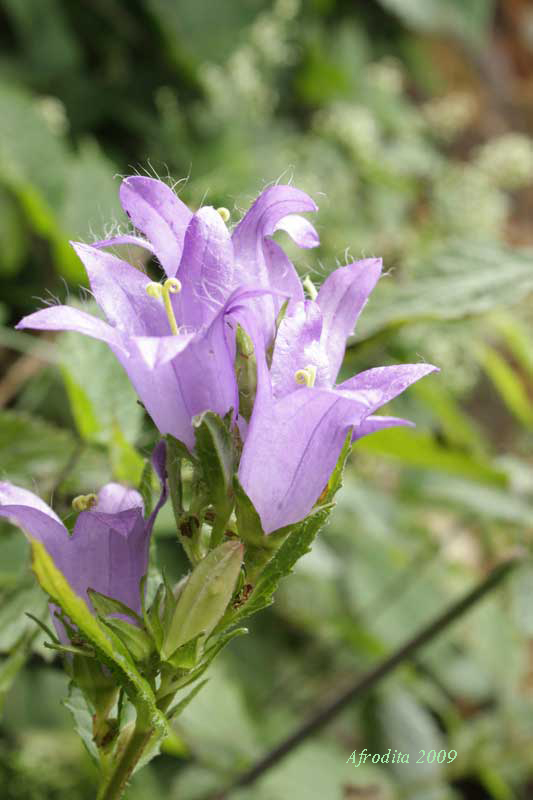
44,641,96,658
321,428,353,503
138,457,154,517
233,477,265,546
164,632,205,669
193,411,235,545
30,540,168,741
167,679,209,721
25,611,60,644
87,588,142,625
161,541,244,660
101,617,154,663
233,478,289,582
158,627,248,701
235,324,257,421
143,581,165,651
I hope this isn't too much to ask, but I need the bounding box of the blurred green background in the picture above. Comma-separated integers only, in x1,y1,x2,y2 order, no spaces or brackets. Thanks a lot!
3,1,533,798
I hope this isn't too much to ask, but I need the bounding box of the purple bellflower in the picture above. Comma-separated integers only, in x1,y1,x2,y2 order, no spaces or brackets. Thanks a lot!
0,443,167,635
238,259,438,533
16,178,318,449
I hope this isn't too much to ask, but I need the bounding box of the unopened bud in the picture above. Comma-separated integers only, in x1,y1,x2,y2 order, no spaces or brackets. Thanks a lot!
161,540,243,660
235,324,257,422
72,493,98,512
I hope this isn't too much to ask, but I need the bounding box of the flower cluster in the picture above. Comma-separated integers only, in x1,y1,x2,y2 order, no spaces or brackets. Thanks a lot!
0,177,437,789
15,177,436,537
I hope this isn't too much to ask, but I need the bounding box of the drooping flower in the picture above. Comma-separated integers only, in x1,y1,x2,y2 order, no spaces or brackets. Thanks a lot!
0,443,168,633
238,259,438,533
17,178,318,448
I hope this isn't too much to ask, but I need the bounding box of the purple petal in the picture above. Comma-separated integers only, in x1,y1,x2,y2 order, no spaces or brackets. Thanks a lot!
92,234,156,256
275,213,320,248
270,300,329,398
337,363,439,414
130,333,195,369
263,238,305,304
352,415,414,441
233,186,318,256
71,507,149,614
96,483,144,514
119,176,193,277
172,207,234,330
232,186,318,333
316,260,382,382
16,305,127,352
71,242,169,337
239,388,367,533
0,483,65,541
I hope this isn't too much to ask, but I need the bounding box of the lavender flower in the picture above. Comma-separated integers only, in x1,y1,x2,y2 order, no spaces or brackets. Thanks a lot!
238,260,438,533
17,178,318,448
0,444,167,631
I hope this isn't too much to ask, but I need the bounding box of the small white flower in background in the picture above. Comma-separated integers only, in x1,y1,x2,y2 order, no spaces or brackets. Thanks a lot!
423,92,477,141
475,133,533,190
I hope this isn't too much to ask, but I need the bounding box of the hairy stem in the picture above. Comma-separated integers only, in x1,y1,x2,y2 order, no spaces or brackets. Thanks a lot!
96,711,153,800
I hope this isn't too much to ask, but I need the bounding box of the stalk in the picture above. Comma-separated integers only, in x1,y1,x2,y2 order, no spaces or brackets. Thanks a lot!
96,709,153,800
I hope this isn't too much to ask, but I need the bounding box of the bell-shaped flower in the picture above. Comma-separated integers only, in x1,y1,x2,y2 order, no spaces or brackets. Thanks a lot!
238,259,438,533
16,178,318,449
0,443,168,635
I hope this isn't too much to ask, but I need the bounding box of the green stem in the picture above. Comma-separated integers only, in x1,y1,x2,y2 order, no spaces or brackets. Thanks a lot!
96,712,153,800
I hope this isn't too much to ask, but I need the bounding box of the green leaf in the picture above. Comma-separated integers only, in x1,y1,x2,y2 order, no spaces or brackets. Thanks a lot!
161,541,243,660
193,411,235,538
356,427,507,485
0,409,109,492
87,588,142,625
357,241,533,340
63,684,99,761
109,424,145,485
477,344,533,429
59,315,143,447
167,679,209,721
376,0,495,43
231,505,333,624
0,629,39,714
30,540,168,740
102,618,154,663
233,477,265,546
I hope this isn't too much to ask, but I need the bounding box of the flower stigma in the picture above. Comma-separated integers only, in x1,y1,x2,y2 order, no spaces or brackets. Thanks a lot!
72,493,98,512
145,277,182,335
294,364,317,387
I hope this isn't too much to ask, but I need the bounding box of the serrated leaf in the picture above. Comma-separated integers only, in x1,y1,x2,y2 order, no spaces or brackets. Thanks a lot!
63,684,99,761
30,540,168,740
356,427,507,485
357,241,533,340
230,505,333,624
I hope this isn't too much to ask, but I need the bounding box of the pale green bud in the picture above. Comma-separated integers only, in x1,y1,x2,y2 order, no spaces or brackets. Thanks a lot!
161,541,243,660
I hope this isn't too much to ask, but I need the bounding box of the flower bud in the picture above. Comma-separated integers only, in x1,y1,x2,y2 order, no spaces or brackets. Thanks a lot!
161,540,244,660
